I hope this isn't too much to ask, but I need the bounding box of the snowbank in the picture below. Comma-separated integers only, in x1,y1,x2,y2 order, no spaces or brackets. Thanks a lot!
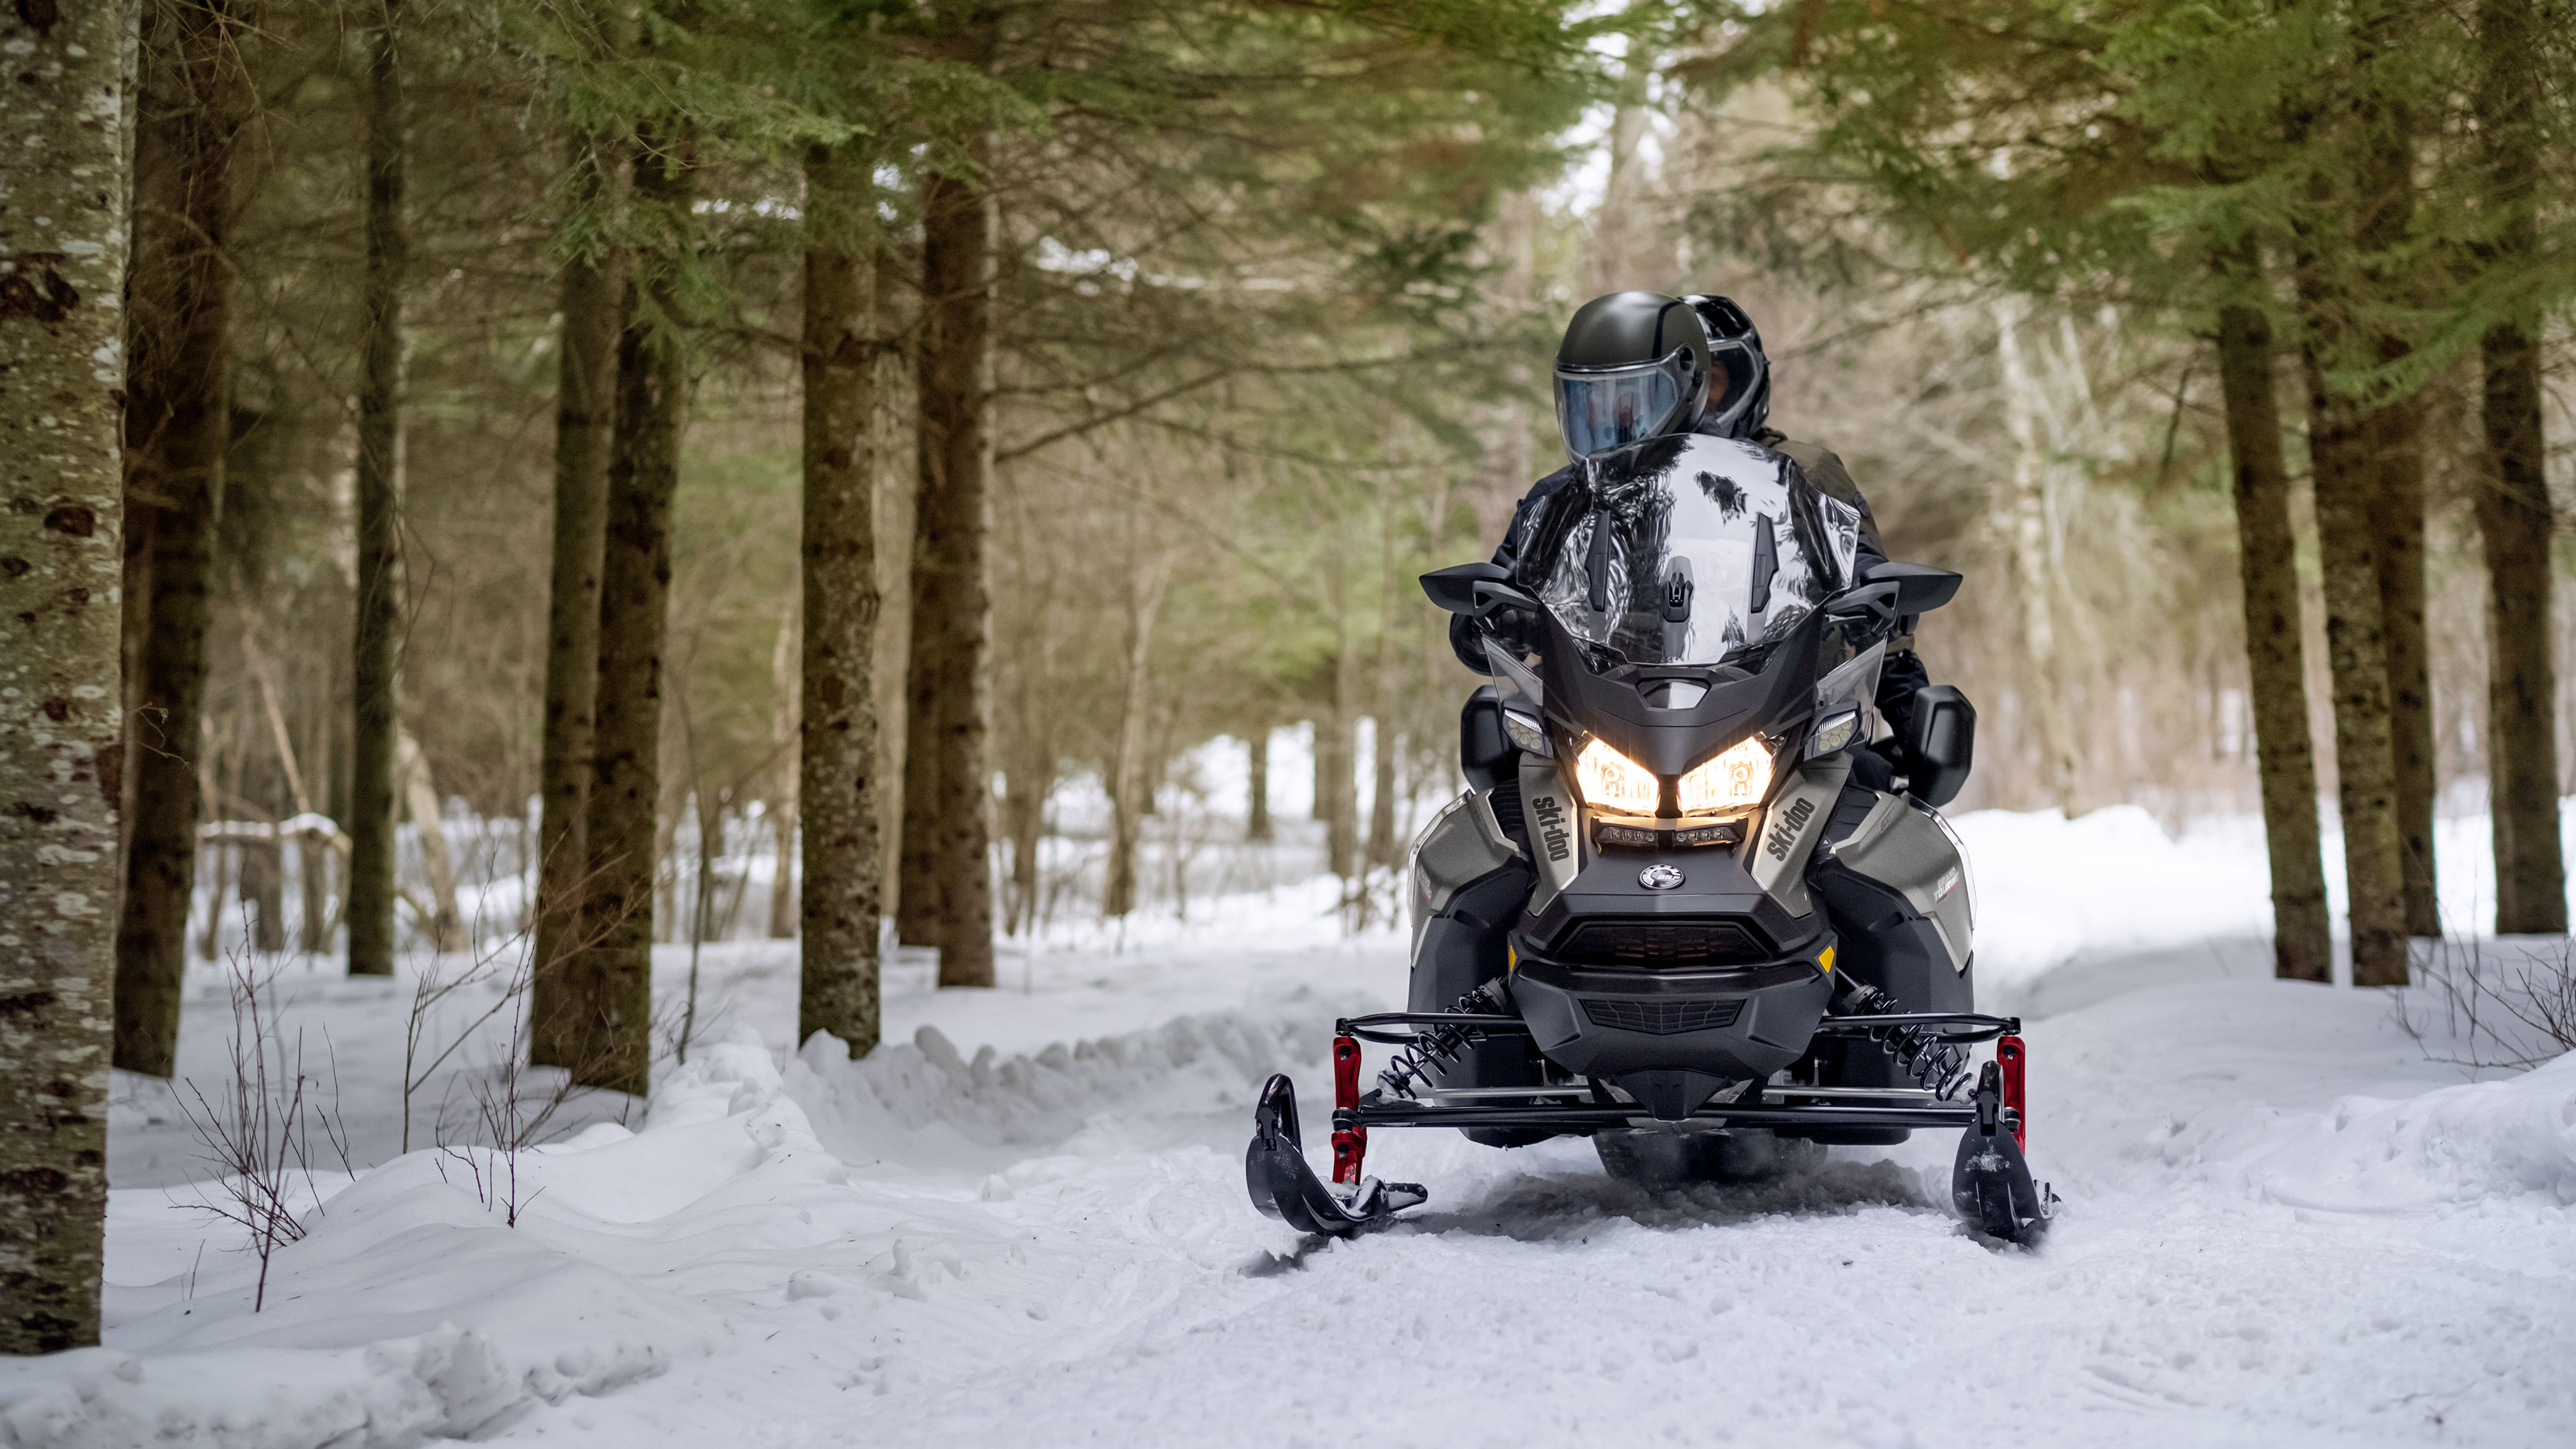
18,996,1337,1449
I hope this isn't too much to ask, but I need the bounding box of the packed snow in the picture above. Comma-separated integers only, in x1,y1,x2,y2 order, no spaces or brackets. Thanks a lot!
12,804,2576,1448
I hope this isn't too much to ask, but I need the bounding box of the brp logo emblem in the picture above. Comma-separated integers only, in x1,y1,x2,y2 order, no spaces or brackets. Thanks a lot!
1638,864,1685,891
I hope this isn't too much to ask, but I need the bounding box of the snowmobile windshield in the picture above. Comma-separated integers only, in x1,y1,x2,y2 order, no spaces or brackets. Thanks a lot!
1535,432,1852,668
1554,347,1694,458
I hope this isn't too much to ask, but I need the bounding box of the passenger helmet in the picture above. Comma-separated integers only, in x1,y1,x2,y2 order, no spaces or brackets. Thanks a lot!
1679,293,1771,440
1551,291,1713,459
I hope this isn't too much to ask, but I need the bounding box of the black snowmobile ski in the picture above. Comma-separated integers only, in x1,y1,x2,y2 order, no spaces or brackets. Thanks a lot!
1949,1043,2057,1243
1245,1073,1426,1236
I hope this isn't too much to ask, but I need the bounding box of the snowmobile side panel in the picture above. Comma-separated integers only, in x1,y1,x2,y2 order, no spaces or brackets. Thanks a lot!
1744,754,1853,918
1520,753,1583,915
1410,788,1520,927
1828,791,1975,973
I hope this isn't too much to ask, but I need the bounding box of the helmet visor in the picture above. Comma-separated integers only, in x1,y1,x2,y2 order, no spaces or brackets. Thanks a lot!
1555,348,1693,458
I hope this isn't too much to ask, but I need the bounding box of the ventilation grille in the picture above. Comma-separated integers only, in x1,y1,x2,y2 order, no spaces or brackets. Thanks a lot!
1488,778,1528,854
1561,920,1769,967
1579,997,1746,1036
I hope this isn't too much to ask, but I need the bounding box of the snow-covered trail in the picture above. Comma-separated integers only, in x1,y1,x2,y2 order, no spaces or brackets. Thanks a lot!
18,809,2576,1448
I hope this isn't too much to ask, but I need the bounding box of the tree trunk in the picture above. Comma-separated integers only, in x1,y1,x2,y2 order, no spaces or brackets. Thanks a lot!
531,129,627,1061
568,120,696,1095
2296,304,2410,987
115,0,236,1072
914,144,998,987
397,726,463,953
1366,513,1403,871
2216,294,2333,982
1104,554,1173,919
1325,604,1361,879
895,541,943,945
2474,0,2565,934
242,837,286,953
1993,297,2077,814
345,0,406,978
1246,728,1272,842
0,0,132,1351
767,595,798,939
798,144,885,1053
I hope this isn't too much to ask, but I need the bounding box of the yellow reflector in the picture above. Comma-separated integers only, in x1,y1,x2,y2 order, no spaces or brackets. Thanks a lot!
1574,737,1660,814
1819,945,1835,976
1679,735,1774,814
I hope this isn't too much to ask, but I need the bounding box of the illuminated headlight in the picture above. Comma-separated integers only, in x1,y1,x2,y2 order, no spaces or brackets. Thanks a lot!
1678,736,1773,814
1574,738,1659,814
1808,709,1859,757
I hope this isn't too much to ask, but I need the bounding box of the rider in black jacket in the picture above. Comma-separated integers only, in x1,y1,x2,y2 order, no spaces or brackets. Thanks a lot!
1451,291,1931,786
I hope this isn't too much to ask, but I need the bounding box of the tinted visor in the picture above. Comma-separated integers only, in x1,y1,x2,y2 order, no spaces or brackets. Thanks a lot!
1555,347,1693,457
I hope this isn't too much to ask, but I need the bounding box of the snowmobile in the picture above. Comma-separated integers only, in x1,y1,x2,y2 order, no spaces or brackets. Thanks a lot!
1245,431,2054,1243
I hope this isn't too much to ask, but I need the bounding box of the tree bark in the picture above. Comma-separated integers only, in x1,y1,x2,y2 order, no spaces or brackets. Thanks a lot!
914,143,998,987
2216,294,2333,982
115,0,238,1071
1104,553,1173,919
567,120,695,1094
2474,0,2565,934
767,594,798,939
2297,319,2410,987
0,0,133,1352
798,143,884,1053
345,0,407,978
1246,727,1272,842
531,129,627,1061
897,464,945,948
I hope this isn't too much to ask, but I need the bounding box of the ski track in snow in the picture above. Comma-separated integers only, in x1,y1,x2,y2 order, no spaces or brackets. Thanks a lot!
10,813,2576,1447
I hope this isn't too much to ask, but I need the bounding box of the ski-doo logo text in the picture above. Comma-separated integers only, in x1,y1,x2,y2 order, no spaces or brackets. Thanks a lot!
1764,797,1815,861
1531,794,1572,863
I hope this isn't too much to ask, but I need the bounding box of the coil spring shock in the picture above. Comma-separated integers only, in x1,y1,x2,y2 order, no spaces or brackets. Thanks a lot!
1378,981,1508,1099
1837,981,1972,1099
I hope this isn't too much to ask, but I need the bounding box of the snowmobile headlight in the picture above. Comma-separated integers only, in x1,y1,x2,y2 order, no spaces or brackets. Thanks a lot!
1574,738,1659,814
1678,736,1773,815
1502,709,1552,757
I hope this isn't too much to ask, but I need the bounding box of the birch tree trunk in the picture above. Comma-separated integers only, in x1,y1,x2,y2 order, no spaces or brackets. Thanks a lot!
2473,0,2566,933
397,726,462,953
2216,288,2333,982
798,143,884,1053
1993,297,2077,814
569,119,695,1093
0,0,133,1351
531,128,627,1061
346,0,407,977
914,137,997,987
113,0,237,1073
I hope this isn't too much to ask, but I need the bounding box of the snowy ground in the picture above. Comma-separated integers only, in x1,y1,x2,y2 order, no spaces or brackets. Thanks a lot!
15,806,2576,1448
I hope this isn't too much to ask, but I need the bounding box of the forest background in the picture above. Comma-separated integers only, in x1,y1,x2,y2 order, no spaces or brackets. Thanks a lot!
5,0,2575,1353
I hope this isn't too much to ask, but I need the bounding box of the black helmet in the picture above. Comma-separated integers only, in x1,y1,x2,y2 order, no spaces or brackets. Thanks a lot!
1552,291,1713,459
1679,293,1771,440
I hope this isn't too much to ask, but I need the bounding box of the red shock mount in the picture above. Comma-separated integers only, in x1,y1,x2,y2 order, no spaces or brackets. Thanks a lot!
1329,1033,1368,1185
1995,1034,2028,1151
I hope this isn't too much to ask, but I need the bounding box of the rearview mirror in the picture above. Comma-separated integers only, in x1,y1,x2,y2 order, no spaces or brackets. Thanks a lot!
1421,561,1538,618
1863,560,1963,615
